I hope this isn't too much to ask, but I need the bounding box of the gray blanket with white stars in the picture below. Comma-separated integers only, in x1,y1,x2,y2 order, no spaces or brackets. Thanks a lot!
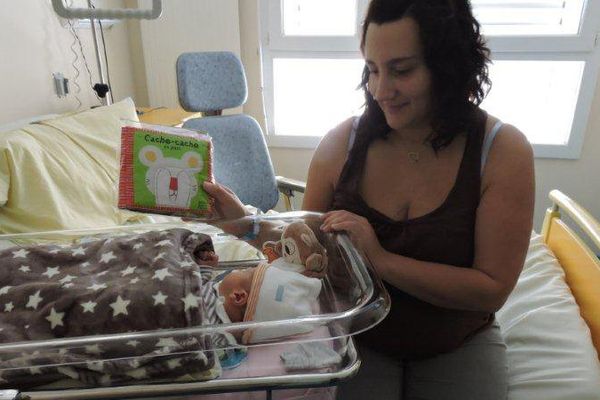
0,228,220,389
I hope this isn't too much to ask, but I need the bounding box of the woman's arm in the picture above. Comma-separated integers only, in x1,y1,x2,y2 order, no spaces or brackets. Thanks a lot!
322,124,535,313
303,117,355,212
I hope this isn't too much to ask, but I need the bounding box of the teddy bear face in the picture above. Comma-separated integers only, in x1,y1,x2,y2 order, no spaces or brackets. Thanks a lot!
281,236,303,265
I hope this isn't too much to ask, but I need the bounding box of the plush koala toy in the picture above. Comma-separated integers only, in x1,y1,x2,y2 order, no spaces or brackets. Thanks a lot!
262,221,328,278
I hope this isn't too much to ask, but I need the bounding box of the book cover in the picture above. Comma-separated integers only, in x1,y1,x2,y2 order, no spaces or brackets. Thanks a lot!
118,122,213,217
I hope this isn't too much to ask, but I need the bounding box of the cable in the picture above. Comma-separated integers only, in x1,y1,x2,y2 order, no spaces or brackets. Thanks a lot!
67,20,83,110
67,22,102,105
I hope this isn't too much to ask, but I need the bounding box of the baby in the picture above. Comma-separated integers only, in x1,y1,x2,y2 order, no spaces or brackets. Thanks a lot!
200,260,322,344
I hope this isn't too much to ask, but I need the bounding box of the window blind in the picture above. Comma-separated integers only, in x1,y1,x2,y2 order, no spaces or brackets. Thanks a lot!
471,0,587,35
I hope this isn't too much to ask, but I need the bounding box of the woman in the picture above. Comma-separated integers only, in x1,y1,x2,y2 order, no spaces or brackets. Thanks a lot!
205,0,534,398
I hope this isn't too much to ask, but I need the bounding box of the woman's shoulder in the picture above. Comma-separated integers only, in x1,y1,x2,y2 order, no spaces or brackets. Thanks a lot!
312,117,357,164
482,114,534,188
485,114,532,157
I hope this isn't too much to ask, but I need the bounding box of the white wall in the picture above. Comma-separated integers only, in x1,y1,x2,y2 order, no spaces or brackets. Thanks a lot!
239,0,600,229
138,0,241,109
0,0,138,125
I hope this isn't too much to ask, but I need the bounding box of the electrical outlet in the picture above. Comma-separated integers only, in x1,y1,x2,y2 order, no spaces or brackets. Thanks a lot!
53,73,70,98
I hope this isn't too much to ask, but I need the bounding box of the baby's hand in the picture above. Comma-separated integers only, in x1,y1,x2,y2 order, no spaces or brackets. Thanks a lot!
198,250,219,268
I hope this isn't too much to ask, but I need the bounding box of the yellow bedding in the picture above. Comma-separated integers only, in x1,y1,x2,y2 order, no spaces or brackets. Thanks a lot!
0,98,150,233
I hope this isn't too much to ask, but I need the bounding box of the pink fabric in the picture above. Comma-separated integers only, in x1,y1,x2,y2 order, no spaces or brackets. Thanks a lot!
189,327,338,400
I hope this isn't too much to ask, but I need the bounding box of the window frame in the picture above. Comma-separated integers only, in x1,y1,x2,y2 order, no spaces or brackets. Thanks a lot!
259,0,600,159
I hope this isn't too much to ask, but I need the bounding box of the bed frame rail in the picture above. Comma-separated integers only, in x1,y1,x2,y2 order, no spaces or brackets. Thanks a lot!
541,189,600,359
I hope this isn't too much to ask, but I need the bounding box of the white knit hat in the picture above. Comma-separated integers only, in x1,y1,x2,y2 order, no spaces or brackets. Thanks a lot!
242,263,322,344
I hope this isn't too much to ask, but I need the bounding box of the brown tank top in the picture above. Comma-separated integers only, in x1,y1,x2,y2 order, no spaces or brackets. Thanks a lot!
332,109,492,359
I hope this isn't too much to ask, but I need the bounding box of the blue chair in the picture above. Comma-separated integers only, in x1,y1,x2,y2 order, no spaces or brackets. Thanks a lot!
176,51,303,212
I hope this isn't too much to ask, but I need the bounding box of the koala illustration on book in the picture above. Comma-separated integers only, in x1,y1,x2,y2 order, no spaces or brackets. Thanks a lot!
139,145,204,208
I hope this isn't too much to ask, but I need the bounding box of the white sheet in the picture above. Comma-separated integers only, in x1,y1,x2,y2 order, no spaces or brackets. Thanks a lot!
497,232,600,400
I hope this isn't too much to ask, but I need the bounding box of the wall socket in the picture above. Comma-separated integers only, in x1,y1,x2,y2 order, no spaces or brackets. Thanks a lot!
53,73,69,98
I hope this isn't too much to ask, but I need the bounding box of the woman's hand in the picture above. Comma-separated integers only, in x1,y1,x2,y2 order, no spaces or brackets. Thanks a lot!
203,181,250,220
321,210,385,266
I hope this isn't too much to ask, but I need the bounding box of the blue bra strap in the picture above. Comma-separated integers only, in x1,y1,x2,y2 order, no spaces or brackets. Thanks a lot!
347,117,359,153
481,120,503,177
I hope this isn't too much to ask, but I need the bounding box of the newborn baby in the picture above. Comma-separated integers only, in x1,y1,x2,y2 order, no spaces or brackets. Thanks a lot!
200,253,323,345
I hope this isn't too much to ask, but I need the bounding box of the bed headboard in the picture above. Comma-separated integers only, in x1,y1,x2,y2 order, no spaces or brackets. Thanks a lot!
541,190,600,358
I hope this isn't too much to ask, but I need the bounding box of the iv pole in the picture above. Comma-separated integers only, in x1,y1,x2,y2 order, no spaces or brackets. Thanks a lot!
51,0,163,106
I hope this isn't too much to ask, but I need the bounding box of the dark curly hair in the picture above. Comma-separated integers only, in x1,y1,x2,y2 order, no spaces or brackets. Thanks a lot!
357,0,491,151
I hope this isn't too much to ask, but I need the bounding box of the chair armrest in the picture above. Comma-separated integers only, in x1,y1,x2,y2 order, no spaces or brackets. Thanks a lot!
276,176,306,211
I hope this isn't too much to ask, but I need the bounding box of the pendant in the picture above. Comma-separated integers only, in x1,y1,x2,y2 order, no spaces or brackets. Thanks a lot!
408,151,420,163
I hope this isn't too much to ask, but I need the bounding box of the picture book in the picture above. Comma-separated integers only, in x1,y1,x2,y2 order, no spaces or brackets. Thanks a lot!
118,122,213,217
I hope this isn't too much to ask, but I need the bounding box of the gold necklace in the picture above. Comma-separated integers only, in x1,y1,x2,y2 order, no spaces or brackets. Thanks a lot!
408,151,420,163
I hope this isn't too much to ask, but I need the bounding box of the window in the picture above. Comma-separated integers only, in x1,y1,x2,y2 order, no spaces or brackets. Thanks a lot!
260,0,600,158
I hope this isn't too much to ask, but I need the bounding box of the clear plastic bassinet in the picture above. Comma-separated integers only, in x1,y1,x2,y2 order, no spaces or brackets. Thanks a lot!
0,212,390,399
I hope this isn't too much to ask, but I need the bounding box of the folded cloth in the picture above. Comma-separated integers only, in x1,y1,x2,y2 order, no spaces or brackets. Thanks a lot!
280,342,342,371
242,263,322,344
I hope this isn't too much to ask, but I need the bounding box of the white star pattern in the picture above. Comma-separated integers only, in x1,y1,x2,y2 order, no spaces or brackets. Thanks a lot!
97,271,108,276
0,286,12,295
109,295,130,317
156,337,178,348
49,249,60,254
130,277,140,284
133,242,143,250
26,290,43,310
126,340,140,347
129,359,140,369
85,344,102,355
153,252,167,261
18,265,31,273
4,302,14,312
181,293,201,311
63,283,74,288
179,260,194,268
29,366,42,375
126,368,147,379
86,361,104,372
81,301,97,313
57,366,79,380
71,247,86,256
46,307,65,329
81,262,90,268
100,251,117,264
121,265,136,276
152,291,168,305
43,267,60,278
59,275,76,284
88,283,107,291
12,249,29,258
153,267,172,281
167,358,182,369
155,239,171,247
100,374,112,386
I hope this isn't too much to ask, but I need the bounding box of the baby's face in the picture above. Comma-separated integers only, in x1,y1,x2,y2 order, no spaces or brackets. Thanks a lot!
218,269,253,297
217,268,255,323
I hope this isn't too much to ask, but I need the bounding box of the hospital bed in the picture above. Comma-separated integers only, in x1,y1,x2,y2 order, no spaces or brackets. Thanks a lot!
0,96,599,398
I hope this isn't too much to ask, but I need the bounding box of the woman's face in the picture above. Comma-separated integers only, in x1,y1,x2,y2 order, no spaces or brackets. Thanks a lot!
363,17,433,132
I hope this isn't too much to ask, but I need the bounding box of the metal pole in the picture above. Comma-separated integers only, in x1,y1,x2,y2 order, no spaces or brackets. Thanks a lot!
87,0,110,105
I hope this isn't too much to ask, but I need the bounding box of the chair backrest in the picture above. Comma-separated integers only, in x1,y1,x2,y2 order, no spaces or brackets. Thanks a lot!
176,52,279,212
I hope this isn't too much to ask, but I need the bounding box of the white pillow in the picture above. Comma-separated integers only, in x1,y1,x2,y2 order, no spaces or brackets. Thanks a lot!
497,232,600,400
